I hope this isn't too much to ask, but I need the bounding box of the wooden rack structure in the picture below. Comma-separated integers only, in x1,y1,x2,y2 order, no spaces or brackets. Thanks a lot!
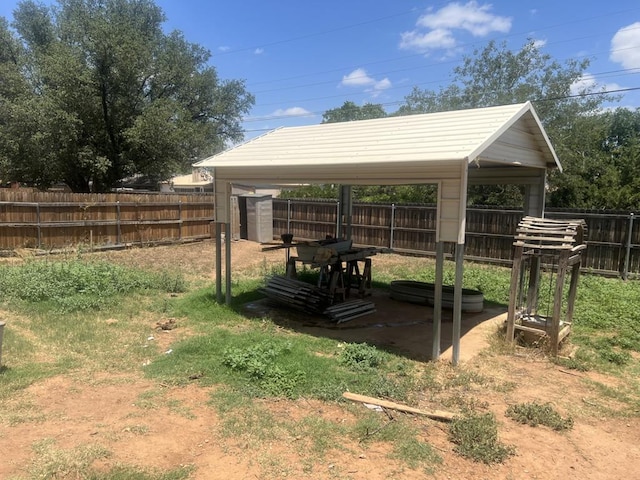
506,216,587,355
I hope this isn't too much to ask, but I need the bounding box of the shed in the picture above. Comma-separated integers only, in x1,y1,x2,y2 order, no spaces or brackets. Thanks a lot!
195,101,560,364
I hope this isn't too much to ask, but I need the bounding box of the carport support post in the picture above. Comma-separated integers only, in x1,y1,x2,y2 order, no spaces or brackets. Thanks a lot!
431,241,444,360
338,185,353,240
452,242,465,366
225,222,232,305
215,222,223,303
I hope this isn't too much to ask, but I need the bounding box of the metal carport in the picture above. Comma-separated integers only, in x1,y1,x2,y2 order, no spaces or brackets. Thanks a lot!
194,101,561,365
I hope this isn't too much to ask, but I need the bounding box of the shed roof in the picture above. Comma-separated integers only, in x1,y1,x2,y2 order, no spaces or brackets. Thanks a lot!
195,102,560,182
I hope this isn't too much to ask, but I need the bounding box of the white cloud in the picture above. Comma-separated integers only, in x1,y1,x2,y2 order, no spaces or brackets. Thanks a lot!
400,1,512,54
270,107,313,118
400,28,457,51
570,73,621,97
532,38,547,49
340,68,392,98
254,48,264,55
610,22,640,69
341,68,375,87
218,46,231,52
374,78,392,91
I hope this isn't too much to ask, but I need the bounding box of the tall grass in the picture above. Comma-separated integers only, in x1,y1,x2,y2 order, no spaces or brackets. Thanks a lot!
0,258,185,313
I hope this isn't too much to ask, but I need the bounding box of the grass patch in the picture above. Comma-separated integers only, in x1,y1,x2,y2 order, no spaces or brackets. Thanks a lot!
0,258,185,313
19,437,193,480
1,247,639,477
389,437,443,472
145,292,412,401
448,412,515,464
506,402,574,431
208,388,286,445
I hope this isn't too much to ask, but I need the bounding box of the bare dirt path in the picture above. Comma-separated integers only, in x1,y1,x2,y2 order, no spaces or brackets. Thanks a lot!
1,240,638,479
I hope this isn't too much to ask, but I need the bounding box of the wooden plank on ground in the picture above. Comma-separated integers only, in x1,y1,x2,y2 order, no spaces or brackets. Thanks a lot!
342,392,455,422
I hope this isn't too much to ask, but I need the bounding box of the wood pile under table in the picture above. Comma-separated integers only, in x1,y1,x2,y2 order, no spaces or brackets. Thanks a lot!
261,276,376,323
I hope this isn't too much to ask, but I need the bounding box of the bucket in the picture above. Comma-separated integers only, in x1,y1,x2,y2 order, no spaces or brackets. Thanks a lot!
0,321,5,368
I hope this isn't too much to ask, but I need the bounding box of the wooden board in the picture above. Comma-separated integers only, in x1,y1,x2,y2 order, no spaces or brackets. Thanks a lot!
342,392,455,422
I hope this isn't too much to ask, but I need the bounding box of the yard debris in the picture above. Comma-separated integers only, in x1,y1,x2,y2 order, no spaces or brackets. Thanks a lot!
261,275,376,322
261,276,331,313
188,372,204,380
324,300,376,323
156,318,177,330
343,391,455,422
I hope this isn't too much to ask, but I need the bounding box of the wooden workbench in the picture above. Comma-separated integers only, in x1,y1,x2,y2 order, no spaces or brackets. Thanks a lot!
285,247,377,304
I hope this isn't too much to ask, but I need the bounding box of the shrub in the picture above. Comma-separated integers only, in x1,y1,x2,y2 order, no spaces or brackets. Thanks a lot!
448,412,515,464
506,402,574,431
339,343,385,371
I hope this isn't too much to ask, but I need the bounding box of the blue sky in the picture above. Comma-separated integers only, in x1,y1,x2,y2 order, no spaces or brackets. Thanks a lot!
2,1,640,141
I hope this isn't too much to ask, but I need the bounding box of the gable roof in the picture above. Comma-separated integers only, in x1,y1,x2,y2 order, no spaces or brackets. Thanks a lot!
195,102,560,182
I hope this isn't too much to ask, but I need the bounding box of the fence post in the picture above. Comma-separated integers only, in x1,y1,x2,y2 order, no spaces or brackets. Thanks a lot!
178,200,183,240
336,201,341,238
623,212,634,280
390,203,396,249
36,203,41,249
116,201,121,245
287,199,291,233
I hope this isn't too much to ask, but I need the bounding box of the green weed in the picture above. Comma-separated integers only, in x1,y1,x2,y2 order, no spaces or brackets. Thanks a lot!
339,342,386,371
506,402,574,431
448,412,515,464
389,437,442,472
0,259,185,313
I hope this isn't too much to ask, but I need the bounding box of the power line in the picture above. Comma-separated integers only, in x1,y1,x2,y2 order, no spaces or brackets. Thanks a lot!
243,8,640,93
240,86,640,132
244,65,640,123
248,29,640,100
210,5,423,58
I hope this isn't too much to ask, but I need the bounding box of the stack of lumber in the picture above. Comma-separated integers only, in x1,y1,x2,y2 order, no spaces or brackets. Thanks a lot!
261,276,330,313
513,216,587,251
323,299,376,323
262,276,377,323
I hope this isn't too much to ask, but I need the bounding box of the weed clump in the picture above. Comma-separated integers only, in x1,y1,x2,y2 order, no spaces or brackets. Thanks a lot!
448,412,515,464
339,342,385,371
506,402,574,431
0,259,185,312
222,341,305,398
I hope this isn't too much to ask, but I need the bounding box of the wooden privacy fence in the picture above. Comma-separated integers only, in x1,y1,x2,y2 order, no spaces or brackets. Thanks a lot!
1,191,638,278
0,190,214,250
273,199,640,279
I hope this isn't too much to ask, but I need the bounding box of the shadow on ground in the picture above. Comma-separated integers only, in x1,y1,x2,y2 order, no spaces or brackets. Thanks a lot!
240,288,507,363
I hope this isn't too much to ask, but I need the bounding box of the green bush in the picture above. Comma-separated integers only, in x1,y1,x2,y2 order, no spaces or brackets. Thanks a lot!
506,402,573,431
448,412,515,464
0,259,185,312
339,342,386,371
222,341,305,398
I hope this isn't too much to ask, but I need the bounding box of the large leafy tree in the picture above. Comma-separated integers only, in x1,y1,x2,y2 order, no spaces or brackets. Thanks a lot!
548,107,640,210
0,0,254,192
397,39,616,207
322,101,387,123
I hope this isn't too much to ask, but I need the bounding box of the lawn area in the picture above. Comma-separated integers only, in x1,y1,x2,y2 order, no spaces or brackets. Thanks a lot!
0,240,639,480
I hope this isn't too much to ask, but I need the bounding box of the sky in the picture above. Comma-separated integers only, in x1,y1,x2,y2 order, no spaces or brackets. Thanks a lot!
2,0,640,142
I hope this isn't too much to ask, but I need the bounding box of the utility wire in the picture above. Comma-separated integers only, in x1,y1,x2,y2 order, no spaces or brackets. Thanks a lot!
243,9,640,91
240,86,640,132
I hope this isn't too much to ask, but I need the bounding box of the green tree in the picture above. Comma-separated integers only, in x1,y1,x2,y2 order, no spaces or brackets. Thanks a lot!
397,39,616,207
0,0,254,192
322,101,387,123
548,108,640,210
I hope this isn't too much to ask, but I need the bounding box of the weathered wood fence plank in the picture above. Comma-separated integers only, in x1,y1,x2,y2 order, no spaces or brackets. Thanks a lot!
273,199,639,278
0,190,214,250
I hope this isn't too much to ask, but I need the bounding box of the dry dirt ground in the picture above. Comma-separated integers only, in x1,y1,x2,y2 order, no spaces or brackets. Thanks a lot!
1,240,639,479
